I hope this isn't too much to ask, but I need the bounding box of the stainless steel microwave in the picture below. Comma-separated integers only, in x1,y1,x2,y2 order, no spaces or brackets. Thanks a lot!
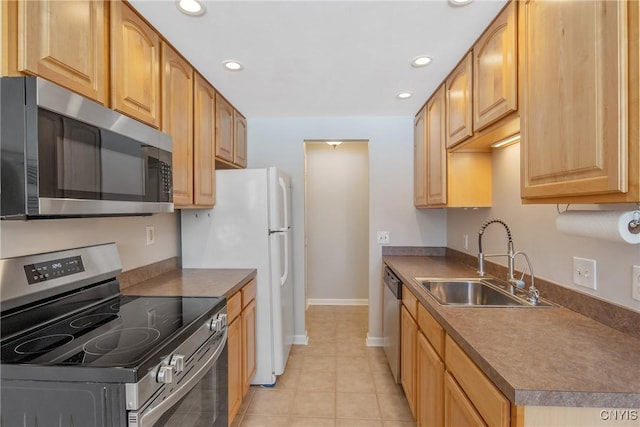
0,77,173,219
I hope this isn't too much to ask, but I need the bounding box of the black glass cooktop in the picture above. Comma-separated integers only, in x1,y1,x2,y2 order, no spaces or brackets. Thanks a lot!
1,295,224,368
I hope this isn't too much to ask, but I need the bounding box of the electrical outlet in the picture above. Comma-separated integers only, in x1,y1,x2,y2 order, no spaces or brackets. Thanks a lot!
376,231,390,244
146,226,155,245
632,265,640,302
463,234,469,250
573,257,597,290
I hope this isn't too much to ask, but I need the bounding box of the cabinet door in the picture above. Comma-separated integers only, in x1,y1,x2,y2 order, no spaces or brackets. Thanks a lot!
446,52,473,148
161,43,193,207
234,111,247,168
242,299,256,394
18,0,107,103
400,305,417,418
473,1,517,131
417,332,444,427
227,318,242,424
215,94,234,163
111,1,160,128
426,85,447,207
444,372,487,427
414,108,428,207
520,0,628,200
193,73,216,206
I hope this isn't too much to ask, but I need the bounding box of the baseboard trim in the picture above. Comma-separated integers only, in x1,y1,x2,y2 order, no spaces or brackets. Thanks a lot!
307,298,368,306
293,333,309,345
366,334,384,347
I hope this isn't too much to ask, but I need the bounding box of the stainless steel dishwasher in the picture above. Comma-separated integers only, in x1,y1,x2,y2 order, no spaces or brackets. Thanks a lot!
383,266,402,383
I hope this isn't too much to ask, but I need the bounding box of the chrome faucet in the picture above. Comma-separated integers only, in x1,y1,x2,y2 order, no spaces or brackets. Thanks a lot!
477,218,516,282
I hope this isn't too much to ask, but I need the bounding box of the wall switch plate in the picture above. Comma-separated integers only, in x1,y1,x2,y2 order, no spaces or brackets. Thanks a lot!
573,257,597,290
632,265,640,302
376,231,390,244
146,226,155,245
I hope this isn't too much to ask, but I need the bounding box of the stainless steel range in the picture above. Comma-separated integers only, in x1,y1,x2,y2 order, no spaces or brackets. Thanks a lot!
0,243,228,427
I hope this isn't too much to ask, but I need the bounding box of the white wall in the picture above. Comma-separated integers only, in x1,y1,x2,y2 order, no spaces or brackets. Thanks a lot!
0,213,180,272
248,117,447,342
305,141,369,302
447,143,640,312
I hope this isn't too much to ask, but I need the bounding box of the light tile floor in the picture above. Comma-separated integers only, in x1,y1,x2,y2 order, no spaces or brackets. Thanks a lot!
231,305,416,427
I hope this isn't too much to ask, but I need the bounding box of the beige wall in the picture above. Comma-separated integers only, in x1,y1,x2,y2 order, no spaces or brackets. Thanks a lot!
0,213,180,272
305,141,369,302
447,143,640,312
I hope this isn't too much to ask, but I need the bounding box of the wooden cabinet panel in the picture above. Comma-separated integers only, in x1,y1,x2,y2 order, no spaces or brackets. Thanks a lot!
473,1,517,131
111,1,160,128
227,317,242,424
215,94,234,163
446,52,473,148
417,332,444,427
426,85,447,206
417,304,445,358
18,0,107,103
193,72,216,207
242,299,256,394
161,43,193,207
227,292,242,323
401,285,418,319
241,279,257,307
444,371,487,427
400,305,417,418
414,108,428,207
445,335,510,427
234,111,247,168
520,0,629,200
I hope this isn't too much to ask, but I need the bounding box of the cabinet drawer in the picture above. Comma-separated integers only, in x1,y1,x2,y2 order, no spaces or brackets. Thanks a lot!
227,291,242,323
418,304,445,358
242,279,257,308
402,285,418,319
445,335,510,427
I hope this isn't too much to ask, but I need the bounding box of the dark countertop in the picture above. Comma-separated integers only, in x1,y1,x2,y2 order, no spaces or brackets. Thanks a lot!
383,255,640,408
121,268,256,298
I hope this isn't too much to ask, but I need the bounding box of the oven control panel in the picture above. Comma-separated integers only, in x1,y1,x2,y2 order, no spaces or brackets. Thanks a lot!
23,255,85,285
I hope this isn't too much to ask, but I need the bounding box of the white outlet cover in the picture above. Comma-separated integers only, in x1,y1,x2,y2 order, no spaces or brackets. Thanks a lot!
573,257,597,290
376,231,389,244
146,226,156,245
632,265,640,302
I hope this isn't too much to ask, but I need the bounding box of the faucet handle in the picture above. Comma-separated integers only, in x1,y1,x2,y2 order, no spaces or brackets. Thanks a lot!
508,278,526,289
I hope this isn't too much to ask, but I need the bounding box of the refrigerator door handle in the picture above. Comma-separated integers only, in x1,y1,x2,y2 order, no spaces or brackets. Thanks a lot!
279,175,289,229
281,233,289,287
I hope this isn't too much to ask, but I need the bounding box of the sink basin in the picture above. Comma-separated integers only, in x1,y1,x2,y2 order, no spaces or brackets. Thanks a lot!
414,278,553,307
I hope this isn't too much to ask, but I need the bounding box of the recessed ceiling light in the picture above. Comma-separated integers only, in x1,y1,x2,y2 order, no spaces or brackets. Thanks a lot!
176,0,205,16
396,92,412,99
449,0,473,6
223,60,244,72
411,56,432,68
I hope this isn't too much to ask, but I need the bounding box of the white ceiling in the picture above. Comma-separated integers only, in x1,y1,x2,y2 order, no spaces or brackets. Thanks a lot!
129,0,507,118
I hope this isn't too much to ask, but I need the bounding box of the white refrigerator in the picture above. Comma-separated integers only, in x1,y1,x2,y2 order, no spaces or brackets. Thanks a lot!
181,167,294,385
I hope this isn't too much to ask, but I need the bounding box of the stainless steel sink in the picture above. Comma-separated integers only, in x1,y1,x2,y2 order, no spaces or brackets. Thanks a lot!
414,278,554,307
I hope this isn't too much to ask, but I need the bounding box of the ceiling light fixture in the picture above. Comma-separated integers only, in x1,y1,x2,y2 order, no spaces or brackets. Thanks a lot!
222,60,244,71
411,56,432,68
396,92,412,99
176,0,205,16
326,141,343,149
491,134,520,148
449,0,473,6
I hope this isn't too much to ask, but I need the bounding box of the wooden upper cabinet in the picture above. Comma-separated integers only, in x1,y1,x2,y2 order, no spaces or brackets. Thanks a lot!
17,0,107,103
234,111,247,168
111,1,160,128
193,72,216,207
446,52,473,149
426,85,447,206
215,93,234,164
473,1,517,131
161,42,193,207
520,0,632,202
414,107,427,207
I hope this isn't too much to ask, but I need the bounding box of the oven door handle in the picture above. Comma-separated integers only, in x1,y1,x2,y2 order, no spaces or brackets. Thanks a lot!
134,328,227,427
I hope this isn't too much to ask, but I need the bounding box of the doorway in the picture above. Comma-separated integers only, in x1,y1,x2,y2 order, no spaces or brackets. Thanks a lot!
304,140,369,306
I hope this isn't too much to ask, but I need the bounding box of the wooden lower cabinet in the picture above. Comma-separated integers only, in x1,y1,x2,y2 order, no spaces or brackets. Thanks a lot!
400,305,418,418
444,371,487,427
228,279,257,426
417,331,444,427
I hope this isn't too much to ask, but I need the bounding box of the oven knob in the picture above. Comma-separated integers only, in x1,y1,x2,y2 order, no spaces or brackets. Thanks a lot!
209,313,227,332
170,354,185,373
156,365,173,384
